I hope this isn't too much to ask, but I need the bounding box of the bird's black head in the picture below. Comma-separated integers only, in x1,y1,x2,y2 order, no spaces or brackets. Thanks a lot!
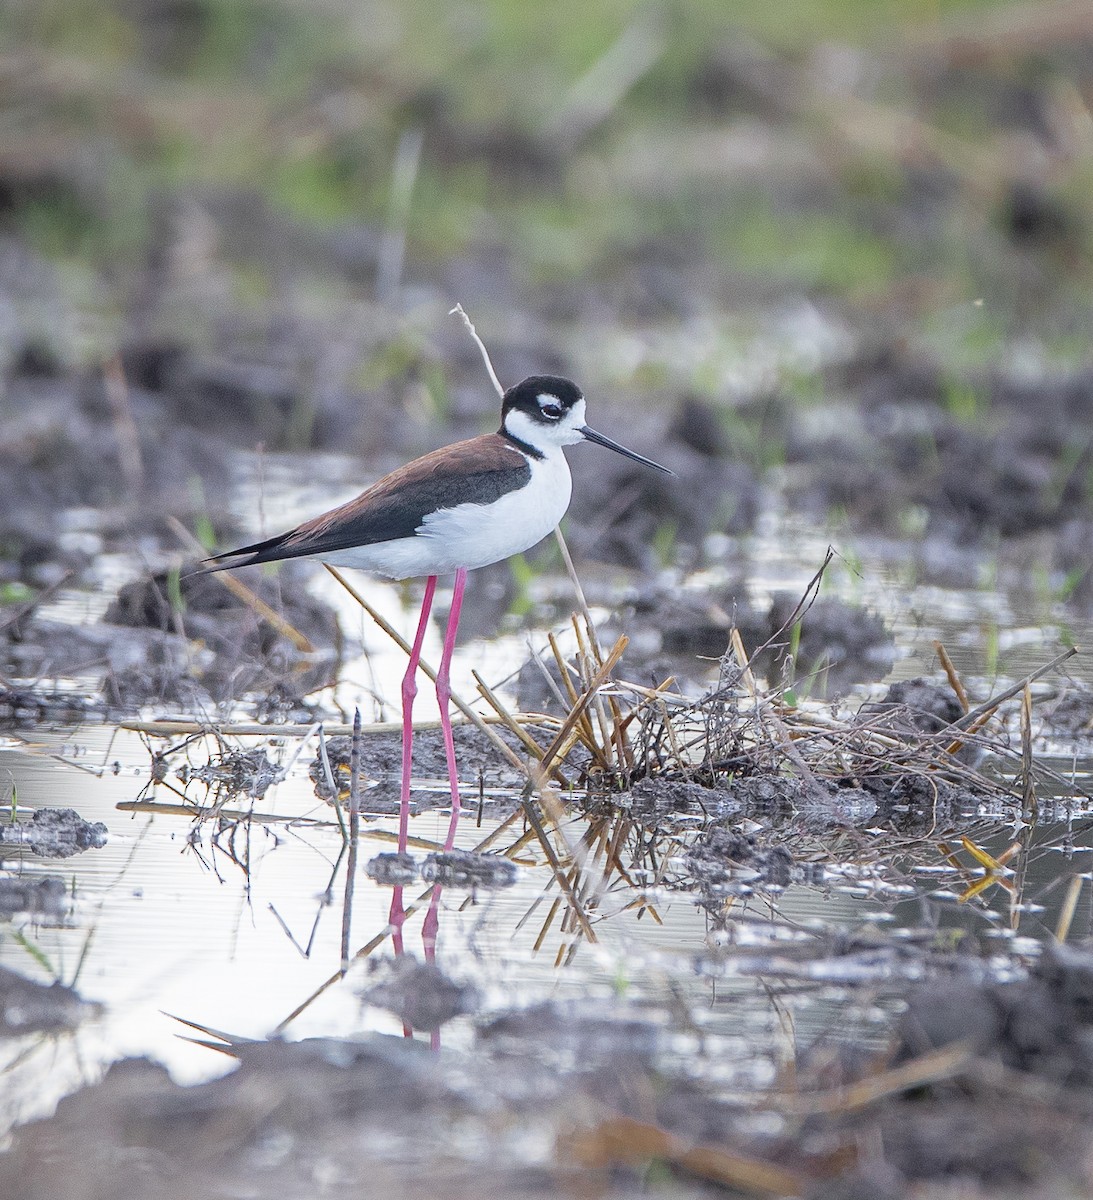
499,375,587,456
501,375,584,427
499,373,675,475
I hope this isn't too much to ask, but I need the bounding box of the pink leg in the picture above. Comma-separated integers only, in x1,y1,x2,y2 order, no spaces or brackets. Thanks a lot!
389,576,437,961
398,575,437,853
422,568,467,974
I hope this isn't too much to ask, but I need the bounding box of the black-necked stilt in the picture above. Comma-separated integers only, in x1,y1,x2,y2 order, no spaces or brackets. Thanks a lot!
205,375,671,943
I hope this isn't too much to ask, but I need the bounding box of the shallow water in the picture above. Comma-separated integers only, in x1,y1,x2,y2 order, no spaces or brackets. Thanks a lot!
3,470,1093,1136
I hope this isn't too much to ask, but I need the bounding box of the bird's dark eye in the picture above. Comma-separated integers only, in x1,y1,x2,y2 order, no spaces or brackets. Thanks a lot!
541,404,562,419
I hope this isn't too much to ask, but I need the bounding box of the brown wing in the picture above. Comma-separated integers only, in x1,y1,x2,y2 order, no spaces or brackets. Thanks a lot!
204,433,530,569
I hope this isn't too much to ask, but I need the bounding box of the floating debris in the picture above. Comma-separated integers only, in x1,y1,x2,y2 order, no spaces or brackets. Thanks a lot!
0,807,108,858
191,749,283,802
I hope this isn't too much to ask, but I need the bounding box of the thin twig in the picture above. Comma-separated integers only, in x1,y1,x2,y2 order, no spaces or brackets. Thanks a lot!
318,723,348,842
449,303,504,398
103,353,145,493
934,640,971,713
340,708,361,973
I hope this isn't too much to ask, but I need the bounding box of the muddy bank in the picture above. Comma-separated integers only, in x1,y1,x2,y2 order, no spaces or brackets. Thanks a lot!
7,942,1093,1199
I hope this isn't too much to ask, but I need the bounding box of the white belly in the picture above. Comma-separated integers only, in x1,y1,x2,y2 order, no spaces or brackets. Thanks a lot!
322,450,573,580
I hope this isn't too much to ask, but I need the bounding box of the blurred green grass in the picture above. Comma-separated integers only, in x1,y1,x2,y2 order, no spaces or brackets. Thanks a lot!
3,0,1091,372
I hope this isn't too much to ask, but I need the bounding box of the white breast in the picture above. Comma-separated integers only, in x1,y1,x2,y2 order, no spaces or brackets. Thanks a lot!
321,449,573,580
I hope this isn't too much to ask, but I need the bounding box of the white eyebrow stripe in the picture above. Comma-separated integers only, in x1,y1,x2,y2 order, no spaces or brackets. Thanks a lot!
536,393,558,408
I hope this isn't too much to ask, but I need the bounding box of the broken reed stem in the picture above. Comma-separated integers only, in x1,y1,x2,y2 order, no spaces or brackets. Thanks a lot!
1021,682,1038,819
553,526,602,659
941,645,1079,758
473,669,570,787
934,640,971,712
548,631,583,707
573,613,615,770
730,627,759,699
547,629,602,765
770,1043,975,1117
952,646,1079,731
554,528,619,772
340,708,361,974
318,724,348,842
103,353,145,493
120,714,555,738
167,516,315,653
1055,874,1084,942
531,636,629,787
570,1114,807,1198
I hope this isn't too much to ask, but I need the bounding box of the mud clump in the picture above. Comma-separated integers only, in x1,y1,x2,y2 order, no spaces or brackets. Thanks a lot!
684,825,794,894
0,965,100,1037
0,874,67,917
364,852,416,886
0,807,108,858
420,849,518,890
311,725,526,804
861,773,981,833
859,677,964,738
624,778,739,822
361,958,477,1032
104,565,338,707
107,564,337,654
896,943,1093,1086
764,594,894,692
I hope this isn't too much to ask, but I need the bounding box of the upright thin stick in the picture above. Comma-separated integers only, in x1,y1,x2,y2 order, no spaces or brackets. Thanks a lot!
340,708,362,973
450,304,505,399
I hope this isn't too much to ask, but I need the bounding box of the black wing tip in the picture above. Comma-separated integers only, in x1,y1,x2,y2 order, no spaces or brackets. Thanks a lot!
196,550,251,573
199,531,296,573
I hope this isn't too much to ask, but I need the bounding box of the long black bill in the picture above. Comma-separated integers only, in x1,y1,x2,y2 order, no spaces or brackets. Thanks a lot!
580,426,674,475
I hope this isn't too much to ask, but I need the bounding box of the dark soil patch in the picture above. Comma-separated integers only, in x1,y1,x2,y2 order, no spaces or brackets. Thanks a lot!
310,724,528,809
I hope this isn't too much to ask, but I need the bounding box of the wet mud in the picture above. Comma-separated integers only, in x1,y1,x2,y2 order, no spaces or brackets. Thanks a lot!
311,725,528,810
9,942,1093,1199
